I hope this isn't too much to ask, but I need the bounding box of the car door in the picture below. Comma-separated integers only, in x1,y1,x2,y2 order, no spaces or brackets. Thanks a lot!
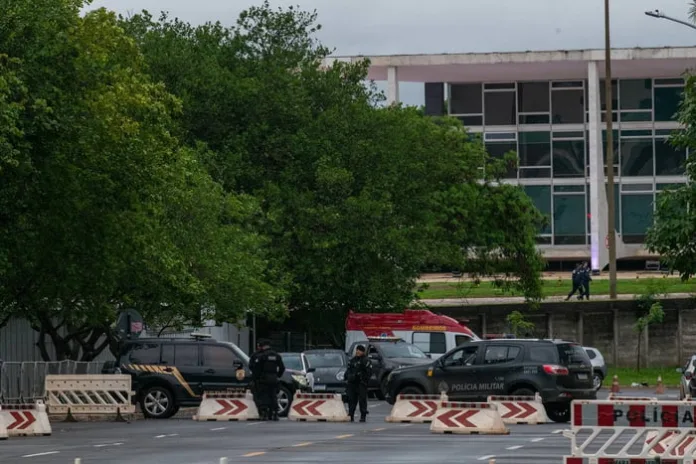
475,344,522,399
160,343,205,400
200,344,246,392
429,344,481,400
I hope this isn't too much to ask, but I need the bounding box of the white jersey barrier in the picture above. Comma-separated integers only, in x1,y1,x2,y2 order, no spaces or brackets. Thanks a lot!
45,375,135,417
288,393,349,422
486,393,549,425
564,399,696,463
0,401,52,437
386,393,446,423
430,402,508,435
194,391,259,421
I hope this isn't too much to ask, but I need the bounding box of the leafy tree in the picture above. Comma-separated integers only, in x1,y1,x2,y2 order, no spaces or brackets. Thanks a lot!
0,0,281,359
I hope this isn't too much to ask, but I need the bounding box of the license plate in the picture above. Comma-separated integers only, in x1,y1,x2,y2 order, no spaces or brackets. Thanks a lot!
314,384,326,391
577,373,588,380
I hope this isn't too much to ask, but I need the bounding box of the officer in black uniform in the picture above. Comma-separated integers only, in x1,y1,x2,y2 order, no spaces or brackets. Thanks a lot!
565,263,584,301
580,261,592,300
249,339,285,421
345,345,372,422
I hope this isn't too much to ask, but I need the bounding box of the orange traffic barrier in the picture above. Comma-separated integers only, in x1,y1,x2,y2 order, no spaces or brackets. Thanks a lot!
656,375,665,394
610,374,620,394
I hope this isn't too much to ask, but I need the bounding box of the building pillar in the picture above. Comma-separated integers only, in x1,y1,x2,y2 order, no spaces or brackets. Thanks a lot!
587,61,609,272
577,311,584,345
387,66,400,106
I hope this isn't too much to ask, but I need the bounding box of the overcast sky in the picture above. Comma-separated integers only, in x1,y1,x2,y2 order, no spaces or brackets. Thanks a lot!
89,0,696,105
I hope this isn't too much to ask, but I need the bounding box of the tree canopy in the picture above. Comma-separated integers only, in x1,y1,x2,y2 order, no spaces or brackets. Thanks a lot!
0,0,545,357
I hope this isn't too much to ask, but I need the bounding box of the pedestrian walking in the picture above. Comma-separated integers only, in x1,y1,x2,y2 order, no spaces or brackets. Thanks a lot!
345,345,372,422
565,263,584,301
579,261,592,300
249,338,285,421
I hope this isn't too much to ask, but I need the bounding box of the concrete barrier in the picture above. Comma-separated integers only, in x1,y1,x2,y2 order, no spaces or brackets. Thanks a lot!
486,393,549,425
430,402,508,435
0,405,7,440
0,401,52,437
193,391,259,422
386,393,446,423
288,393,349,422
45,374,135,420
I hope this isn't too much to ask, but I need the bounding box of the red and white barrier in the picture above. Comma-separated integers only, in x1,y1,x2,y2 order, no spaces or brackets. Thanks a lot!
645,430,696,458
487,393,548,425
607,394,658,401
564,458,692,464
386,393,446,423
0,401,52,437
194,391,259,422
288,393,349,422
430,402,508,435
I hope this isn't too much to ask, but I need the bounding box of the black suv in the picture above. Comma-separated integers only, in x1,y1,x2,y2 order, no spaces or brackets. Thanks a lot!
384,339,596,423
347,338,432,400
106,335,310,419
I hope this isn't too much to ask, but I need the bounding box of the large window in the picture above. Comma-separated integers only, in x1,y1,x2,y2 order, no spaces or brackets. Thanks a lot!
518,132,551,167
620,79,652,110
128,343,161,364
202,345,241,368
654,85,683,122
485,90,516,126
620,132,653,177
552,88,584,124
553,136,585,178
518,82,549,125
621,193,654,243
655,137,686,176
412,332,447,355
553,187,587,244
523,185,552,234
450,83,482,115
485,136,517,179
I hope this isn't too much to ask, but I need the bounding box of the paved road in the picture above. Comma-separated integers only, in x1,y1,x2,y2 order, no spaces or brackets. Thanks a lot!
0,390,675,464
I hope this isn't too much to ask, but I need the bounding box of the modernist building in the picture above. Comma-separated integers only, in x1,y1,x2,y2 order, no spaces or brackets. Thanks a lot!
326,47,695,271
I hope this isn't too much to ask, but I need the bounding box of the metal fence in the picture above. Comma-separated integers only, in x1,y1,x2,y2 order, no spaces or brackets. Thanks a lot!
0,361,103,403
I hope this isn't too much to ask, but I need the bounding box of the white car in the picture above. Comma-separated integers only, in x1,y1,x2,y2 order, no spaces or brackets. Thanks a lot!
678,355,696,400
281,352,315,391
584,346,607,391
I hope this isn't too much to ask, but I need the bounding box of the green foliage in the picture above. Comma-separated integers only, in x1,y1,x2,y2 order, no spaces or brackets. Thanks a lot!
634,283,666,371
506,311,536,337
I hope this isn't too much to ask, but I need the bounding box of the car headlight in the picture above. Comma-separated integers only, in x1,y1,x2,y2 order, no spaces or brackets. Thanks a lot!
336,370,345,381
292,374,308,387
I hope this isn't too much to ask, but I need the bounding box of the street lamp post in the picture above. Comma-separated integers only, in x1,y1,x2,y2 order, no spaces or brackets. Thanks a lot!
645,9,696,30
605,0,618,299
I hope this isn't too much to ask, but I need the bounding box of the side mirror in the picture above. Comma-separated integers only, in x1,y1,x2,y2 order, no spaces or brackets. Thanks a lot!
368,353,382,361
233,360,243,369
307,367,316,373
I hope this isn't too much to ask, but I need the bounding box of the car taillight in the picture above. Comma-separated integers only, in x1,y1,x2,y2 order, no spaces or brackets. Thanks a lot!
543,364,569,376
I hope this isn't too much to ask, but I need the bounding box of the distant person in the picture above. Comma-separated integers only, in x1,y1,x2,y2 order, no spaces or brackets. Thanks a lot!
345,345,372,422
249,339,285,421
579,262,592,300
565,263,584,301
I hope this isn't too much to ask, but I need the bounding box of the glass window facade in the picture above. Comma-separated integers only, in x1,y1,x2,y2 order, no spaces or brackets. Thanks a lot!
441,76,686,245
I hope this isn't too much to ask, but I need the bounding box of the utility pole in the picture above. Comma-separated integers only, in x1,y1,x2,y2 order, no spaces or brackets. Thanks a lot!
605,0,617,299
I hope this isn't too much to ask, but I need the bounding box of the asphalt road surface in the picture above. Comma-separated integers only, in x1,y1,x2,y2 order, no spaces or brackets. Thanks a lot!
0,389,677,464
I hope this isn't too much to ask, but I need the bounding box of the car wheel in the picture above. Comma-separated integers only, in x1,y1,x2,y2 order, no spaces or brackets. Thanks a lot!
376,377,389,401
545,403,570,423
141,386,176,419
510,388,535,397
277,385,292,417
593,372,604,391
398,385,424,396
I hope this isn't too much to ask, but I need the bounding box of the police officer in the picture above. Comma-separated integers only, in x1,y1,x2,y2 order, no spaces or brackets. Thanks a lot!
345,345,372,422
565,263,583,301
249,339,285,421
580,261,592,300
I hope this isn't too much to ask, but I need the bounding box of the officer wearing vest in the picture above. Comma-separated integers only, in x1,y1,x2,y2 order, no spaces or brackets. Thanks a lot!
249,339,285,421
345,345,372,422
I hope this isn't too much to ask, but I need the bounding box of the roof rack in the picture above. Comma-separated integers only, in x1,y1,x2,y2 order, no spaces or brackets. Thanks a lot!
190,332,213,340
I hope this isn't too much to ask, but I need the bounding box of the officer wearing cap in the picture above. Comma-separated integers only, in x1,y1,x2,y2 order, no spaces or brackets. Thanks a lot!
249,338,285,421
345,344,372,422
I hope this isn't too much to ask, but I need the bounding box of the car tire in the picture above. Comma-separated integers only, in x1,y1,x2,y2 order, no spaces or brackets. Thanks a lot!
141,386,177,419
593,371,604,391
377,377,389,401
510,388,535,397
398,385,424,396
545,403,570,423
277,385,292,417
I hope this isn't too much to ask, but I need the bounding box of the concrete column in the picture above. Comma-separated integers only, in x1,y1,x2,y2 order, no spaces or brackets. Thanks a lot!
587,61,609,272
613,308,619,366
387,66,400,106
577,311,584,345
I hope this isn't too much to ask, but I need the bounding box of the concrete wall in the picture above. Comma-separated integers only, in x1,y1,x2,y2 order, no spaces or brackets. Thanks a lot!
436,297,696,368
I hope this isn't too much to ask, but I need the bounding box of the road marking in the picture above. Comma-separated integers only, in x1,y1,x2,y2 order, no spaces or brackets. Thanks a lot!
94,443,123,448
371,427,386,431
292,442,313,447
22,452,60,458
335,434,353,439
477,456,495,461
248,422,263,426
506,445,523,450
242,452,266,457
155,434,179,438
399,424,412,427
211,427,227,431
530,437,545,442
552,429,564,434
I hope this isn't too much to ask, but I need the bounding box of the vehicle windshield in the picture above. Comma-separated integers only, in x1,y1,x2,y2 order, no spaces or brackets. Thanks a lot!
281,354,304,371
305,352,345,368
219,342,250,363
557,344,591,366
378,343,428,359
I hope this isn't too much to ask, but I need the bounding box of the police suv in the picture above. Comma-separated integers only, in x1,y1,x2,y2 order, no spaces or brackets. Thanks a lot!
384,338,596,423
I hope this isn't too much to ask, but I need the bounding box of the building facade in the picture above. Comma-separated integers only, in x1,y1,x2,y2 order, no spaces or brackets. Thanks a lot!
327,47,695,270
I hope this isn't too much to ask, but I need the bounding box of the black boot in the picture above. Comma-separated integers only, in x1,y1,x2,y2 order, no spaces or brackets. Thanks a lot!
359,414,366,423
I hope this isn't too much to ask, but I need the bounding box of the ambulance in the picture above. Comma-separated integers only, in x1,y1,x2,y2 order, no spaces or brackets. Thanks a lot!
344,309,481,359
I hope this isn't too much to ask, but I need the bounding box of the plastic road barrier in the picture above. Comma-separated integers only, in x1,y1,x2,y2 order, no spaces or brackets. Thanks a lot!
607,394,658,401
194,391,259,421
288,393,349,422
386,393,446,423
487,393,549,425
565,458,692,463
0,405,7,440
566,400,696,463
430,402,508,435
0,401,52,437
45,375,135,417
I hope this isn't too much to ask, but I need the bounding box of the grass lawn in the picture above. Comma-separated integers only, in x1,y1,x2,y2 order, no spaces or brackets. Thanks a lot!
608,367,682,387
417,277,696,299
